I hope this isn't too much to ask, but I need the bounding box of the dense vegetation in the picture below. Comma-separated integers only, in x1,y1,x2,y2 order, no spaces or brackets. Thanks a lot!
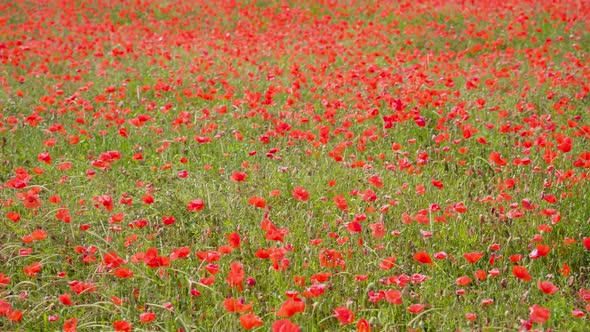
0,0,588,331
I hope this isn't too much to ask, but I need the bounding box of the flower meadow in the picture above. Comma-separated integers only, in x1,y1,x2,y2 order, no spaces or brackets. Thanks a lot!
0,0,589,331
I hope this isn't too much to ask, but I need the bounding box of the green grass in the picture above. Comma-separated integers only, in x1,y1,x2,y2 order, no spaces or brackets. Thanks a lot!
0,0,589,331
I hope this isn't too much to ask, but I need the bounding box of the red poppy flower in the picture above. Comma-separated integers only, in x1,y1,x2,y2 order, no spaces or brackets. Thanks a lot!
187,199,205,212
356,318,371,332
431,178,444,189
512,265,531,282
141,194,154,204
205,264,220,275
223,298,253,313
346,221,362,233
537,280,559,294
303,283,326,298
69,281,97,295
355,275,369,282
474,269,487,281
8,310,22,322
113,320,132,332
291,186,309,201
413,251,433,264
277,298,305,317
240,313,263,330
196,250,221,262
556,135,572,153
573,152,590,168
369,222,386,239
271,319,300,332
367,175,383,188
384,289,403,304
170,247,191,260
140,312,156,323
379,256,396,270
560,263,571,276
489,151,507,166
434,251,448,260
247,196,266,208
334,306,355,325
407,304,425,313
463,252,484,264
63,317,78,332
310,272,332,283
224,232,240,248
227,261,245,291
0,299,11,315
333,195,348,211
161,215,176,225
6,211,20,222
414,116,426,127
111,296,123,305
23,262,42,277
103,251,124,269
465,313,477,321
0,273,10,286
529,304,550,324
415,184,426,196
30,228,47,240
200,275,215,285
145,255,170,268
59,293,73,306
231,172,248,182
38,152,51,164
456,276,472,286
113,268,133,279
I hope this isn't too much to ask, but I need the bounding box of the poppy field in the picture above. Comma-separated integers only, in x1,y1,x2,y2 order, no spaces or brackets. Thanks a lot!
1,0,589,331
